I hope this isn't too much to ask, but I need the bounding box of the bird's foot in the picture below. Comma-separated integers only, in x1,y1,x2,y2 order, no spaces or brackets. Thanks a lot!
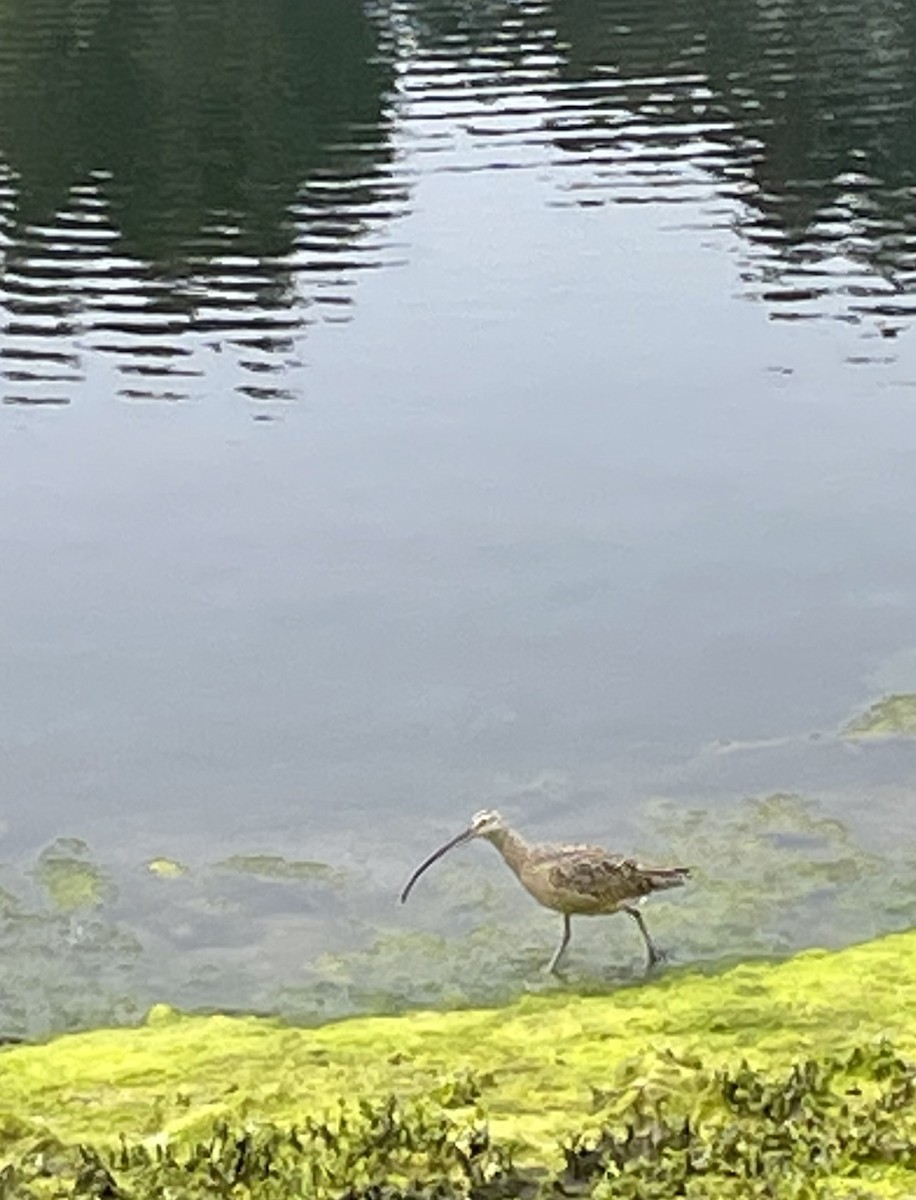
645,945,668,971
524,977,558,994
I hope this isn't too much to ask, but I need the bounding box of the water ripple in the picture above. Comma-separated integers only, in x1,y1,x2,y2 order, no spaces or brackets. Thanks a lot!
0,0,408,408
2,0,916,405
380,0,916,337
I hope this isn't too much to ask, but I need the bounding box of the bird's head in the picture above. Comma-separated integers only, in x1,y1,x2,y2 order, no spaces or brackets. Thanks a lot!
468,809,506,840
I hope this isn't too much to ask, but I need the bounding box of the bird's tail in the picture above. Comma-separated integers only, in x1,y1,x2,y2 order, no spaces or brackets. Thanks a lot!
643,865,690,892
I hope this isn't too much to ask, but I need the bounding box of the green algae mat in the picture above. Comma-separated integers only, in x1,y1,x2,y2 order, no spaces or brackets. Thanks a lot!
2,931,916,1196
844,693,916,737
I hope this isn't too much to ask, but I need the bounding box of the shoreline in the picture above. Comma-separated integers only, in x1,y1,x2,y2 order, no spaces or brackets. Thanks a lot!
1,930,915,1194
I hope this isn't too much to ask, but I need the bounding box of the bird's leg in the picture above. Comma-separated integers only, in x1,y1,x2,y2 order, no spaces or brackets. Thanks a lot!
623,906,666,969
546,913,572,975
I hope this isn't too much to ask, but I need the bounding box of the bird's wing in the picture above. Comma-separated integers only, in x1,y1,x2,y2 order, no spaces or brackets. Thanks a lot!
543,846,661,906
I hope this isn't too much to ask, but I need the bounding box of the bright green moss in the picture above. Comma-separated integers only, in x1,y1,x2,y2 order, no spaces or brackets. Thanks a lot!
3,1039,916,1198
146,858,188,878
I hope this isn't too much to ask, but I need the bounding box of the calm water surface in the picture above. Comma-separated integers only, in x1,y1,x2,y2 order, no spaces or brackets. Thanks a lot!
2,0,916,1033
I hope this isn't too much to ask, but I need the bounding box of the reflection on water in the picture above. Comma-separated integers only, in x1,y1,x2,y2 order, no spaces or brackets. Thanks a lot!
2,0,916,404
0,0,405,405
389,0,916,337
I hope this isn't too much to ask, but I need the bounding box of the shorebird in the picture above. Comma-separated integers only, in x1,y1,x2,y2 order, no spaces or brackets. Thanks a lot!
400,809,689,974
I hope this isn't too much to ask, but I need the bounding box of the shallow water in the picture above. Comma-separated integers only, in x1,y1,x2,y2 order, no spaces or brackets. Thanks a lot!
1,0,916,1033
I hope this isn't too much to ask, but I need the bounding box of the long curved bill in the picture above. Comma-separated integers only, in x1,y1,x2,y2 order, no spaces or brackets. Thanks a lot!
399,826,474,903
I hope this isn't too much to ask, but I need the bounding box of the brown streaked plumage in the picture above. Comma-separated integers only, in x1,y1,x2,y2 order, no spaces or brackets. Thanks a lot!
400,809,689,974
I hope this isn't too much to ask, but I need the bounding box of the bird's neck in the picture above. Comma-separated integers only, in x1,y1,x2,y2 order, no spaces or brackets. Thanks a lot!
485,826,531,876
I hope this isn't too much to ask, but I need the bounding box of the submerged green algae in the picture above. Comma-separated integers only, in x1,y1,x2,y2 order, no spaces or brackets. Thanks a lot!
31,840,114,912
844,693,916,737
215,855,343,884
3,793,916,1042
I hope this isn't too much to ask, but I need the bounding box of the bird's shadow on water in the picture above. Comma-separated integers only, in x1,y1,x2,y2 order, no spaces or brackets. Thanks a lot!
523,947,705,996
521,965,645,996
552,951,788,1000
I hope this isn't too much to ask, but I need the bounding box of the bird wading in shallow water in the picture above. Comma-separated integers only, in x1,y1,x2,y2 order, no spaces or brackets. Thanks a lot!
400,809,689,974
